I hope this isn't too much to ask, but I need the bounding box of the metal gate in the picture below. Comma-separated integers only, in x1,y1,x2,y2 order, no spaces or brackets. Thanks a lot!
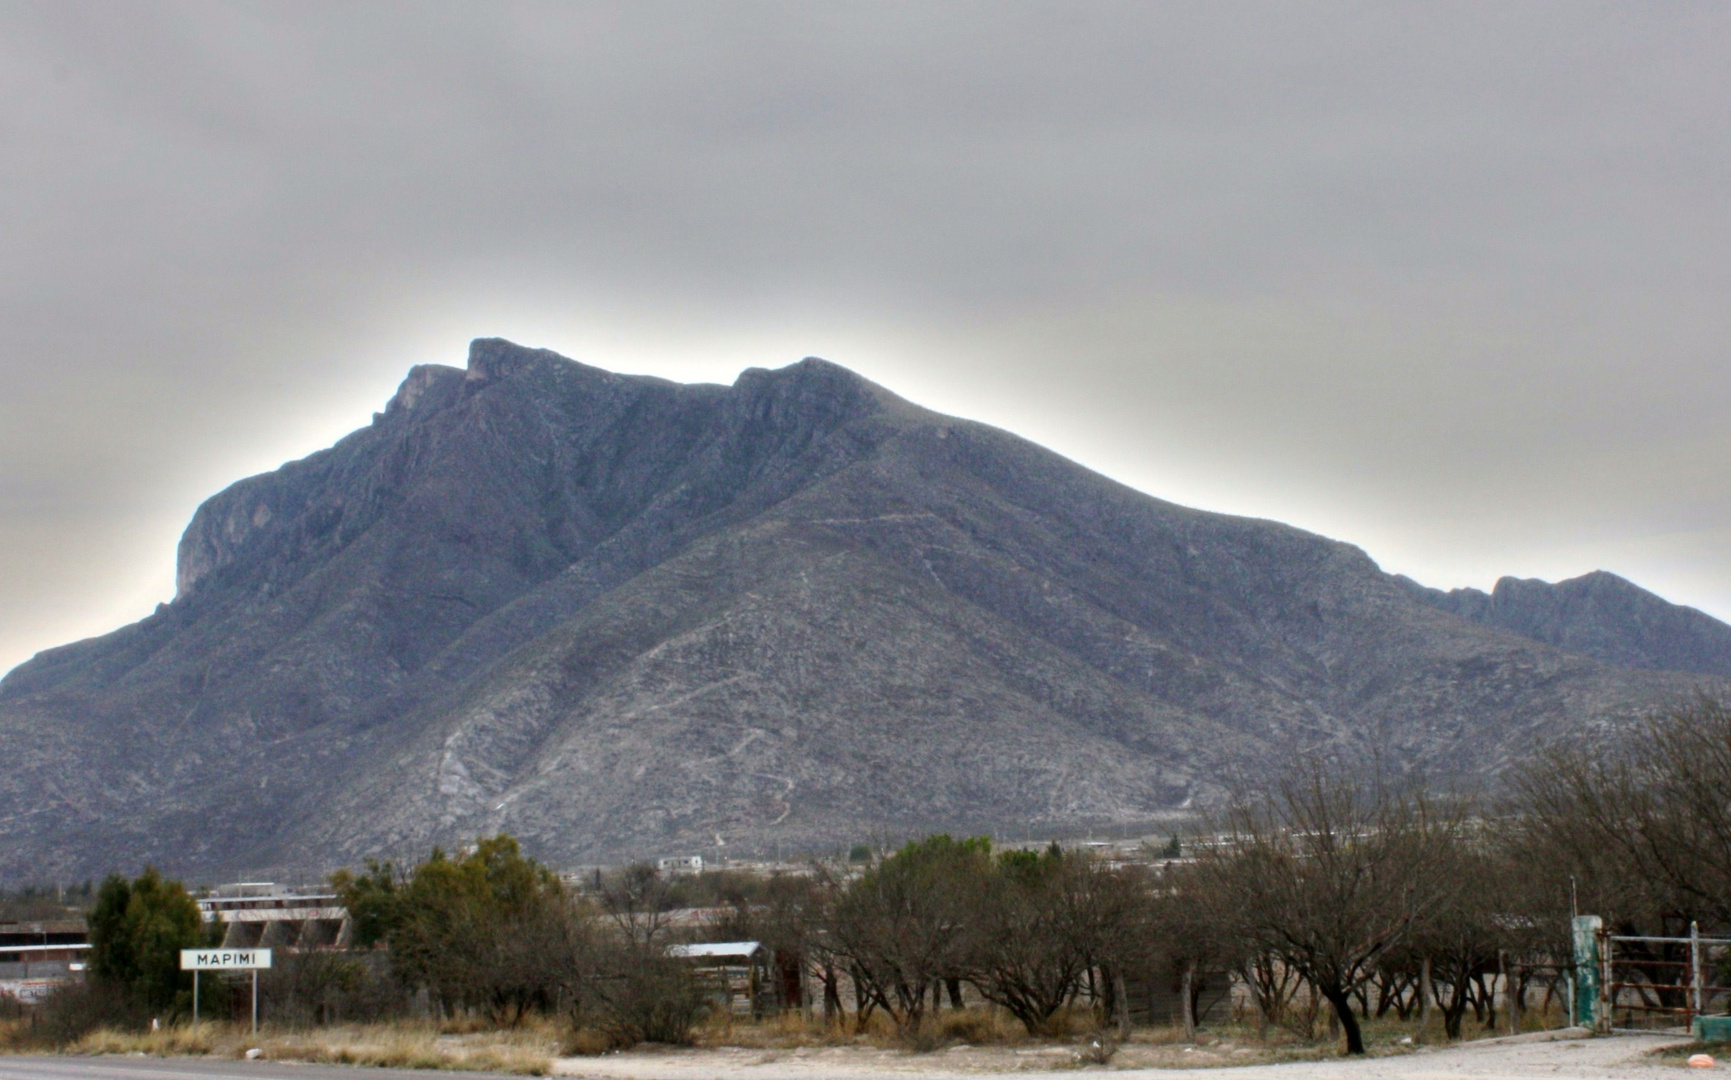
1600,924,1731,1032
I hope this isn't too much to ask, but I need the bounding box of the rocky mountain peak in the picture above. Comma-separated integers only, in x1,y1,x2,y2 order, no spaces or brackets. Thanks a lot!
3,341,1727,882
464,336,559,384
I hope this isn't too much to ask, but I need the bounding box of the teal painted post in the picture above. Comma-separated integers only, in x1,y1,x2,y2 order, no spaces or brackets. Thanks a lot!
1571,915,1603,1030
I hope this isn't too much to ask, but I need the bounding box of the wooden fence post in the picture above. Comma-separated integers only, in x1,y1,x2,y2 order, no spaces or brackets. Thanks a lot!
1181,962,1196,1042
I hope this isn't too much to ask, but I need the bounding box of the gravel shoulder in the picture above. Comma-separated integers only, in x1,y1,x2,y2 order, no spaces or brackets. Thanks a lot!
554,1030,1695,1080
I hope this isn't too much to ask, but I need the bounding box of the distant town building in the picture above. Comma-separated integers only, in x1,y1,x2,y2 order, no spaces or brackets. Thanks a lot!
656,855,704,875
197,883,350,949
0,919,89,1003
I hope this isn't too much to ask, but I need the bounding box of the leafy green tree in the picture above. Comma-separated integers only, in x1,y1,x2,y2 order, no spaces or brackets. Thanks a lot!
87,875,134,985
330,858,404,947
336,835,579,1025
87,868,209,1013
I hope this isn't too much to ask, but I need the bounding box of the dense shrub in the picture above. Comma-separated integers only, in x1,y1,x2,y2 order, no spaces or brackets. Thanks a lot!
584,941,710,1047
260,949,408,1026
35,978,151,1043
86,867,212,1019
334,835,583,1025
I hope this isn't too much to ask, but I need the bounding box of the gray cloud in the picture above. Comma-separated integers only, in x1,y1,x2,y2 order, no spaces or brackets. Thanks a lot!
3,0,1730,673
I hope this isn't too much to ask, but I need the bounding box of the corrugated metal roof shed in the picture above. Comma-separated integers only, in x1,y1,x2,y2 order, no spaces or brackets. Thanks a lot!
668,941,762,959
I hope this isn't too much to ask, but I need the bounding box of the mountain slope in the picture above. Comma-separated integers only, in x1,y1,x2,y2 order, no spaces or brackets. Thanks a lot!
0,339,1720,882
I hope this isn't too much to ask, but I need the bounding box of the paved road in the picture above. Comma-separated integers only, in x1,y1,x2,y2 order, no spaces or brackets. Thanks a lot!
0,1058,521,1080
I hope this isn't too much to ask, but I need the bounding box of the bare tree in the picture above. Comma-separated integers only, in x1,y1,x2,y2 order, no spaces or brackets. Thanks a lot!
1515,696,1731,935
962,846,1142,1035
1202,762,1459,1054
824,836,987,1032
596,862,678,946
1149,860,1239,1038
1404,836,1512,1039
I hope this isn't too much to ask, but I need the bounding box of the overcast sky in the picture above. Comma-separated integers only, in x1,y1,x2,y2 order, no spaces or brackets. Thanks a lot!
2,1,1729,676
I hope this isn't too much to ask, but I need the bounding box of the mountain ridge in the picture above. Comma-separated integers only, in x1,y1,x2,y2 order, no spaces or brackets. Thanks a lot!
0,339,1722,882
1397,571,1731,678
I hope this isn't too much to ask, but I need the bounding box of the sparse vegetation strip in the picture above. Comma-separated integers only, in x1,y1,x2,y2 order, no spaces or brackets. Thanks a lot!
5,697,1731,1066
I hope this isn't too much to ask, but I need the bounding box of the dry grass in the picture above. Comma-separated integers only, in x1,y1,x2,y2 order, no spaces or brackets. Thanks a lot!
261,1022,556,1074
0,1018,36,1053
930,1007,1030,1045
61,1020,555,1075
11,1000,1578,1073
562,1027,621,1056
694,1006,1052,1054
72,1025,221,1057
703,1003,1580,1066
601,1008,1571,1072
692,1008,898,1050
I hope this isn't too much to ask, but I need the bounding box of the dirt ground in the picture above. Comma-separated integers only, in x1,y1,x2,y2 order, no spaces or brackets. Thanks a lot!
554,1029,1699,1080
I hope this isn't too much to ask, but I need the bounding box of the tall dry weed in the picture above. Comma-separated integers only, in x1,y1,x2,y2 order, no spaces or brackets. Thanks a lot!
70,1024,219,1057
255,1024,552,1074
0,1017,38,1052
688,1006,1027,1053
57,1020,551,1075
695,1009,825,1049
932,1007,1023,1045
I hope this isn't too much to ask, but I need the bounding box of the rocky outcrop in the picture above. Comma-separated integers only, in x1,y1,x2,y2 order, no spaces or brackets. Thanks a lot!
1399,571,1731,678
0,339,1722,883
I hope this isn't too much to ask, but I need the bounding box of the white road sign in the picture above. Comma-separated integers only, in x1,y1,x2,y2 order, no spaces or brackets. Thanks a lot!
179,948,272,970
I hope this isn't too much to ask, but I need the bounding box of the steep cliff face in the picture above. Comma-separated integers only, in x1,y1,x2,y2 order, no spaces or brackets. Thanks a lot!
0,339,1722,882
1399,571,1731,678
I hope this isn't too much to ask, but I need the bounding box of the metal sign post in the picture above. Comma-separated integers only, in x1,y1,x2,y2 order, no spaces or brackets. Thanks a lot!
179,949,272,1033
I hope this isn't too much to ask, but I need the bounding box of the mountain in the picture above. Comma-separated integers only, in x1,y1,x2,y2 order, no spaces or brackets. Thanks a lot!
1,339,1722,883
1398,572,1731,678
